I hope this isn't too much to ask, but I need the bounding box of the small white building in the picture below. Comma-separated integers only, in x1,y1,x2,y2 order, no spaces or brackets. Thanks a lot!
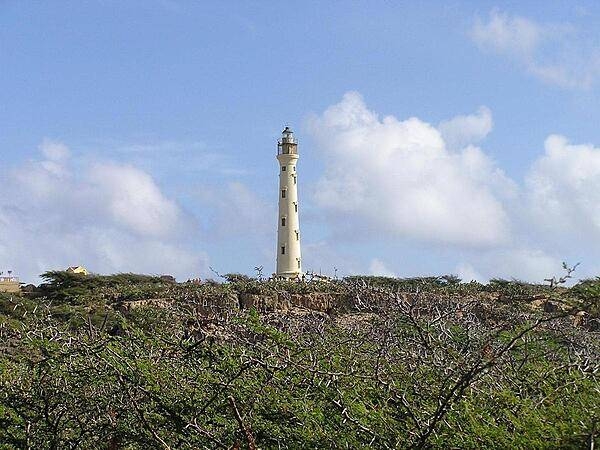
276,127,302,279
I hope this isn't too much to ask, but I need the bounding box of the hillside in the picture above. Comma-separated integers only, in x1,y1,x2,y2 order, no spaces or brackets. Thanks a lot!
0,272,599,449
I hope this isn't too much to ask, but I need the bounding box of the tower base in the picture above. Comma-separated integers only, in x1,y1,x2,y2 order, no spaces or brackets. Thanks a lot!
273,271,304,281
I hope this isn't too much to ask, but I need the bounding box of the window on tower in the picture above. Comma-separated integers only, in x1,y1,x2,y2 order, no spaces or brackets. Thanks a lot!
293,175,297,185
295,230,299,241
297,259,301,269
294,203,298,212
281,217,286,226
282,166,286,172
281,246,286,255
282,189,286,198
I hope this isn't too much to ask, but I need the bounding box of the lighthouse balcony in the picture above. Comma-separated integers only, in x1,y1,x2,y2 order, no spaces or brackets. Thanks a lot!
277,143,298,155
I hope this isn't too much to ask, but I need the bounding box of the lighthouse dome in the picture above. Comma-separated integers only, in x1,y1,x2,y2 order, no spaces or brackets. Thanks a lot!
281,127,297,144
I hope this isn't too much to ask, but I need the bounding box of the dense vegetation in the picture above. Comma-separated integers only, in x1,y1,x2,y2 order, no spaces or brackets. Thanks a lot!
0,271,598,448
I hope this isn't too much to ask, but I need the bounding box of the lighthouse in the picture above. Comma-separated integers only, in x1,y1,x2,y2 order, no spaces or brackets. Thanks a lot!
276,126,302,278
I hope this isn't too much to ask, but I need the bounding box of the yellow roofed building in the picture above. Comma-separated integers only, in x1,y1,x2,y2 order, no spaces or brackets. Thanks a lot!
66,266,89,276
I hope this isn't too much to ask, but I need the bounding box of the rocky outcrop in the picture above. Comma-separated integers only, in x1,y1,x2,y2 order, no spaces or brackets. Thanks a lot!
238,292,347,312
118,292,239,315
288,293,345,311
193,292,239,316
239,293,283,311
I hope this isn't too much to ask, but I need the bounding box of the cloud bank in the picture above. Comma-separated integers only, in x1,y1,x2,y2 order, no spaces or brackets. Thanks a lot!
438,106,493,150
471,10,600,89
526,135,600,239
308,92,513,248
5,94,600,285
307,92,600,282
0,141,206,281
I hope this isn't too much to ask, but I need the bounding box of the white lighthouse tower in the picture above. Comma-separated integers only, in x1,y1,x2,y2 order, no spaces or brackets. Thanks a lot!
276,126,302,278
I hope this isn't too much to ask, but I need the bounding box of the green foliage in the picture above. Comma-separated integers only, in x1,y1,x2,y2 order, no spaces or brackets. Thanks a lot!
572,278,600,318
344,275,451,291
223,273,254,283
38,271,172,305
487,278,553,303
0,272,598,448
344,274,479,293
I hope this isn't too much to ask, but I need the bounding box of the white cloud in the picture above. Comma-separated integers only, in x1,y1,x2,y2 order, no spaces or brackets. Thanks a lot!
197,181,274,239
369,258,396,277
526,135,600,237
0,141,205,282
455,263,484,283
308,91,513,247
470,10,600,89
461,130,600,282
471,10,543,58
306,93,600,283
40,139,70,161
497,248,562,282
438,106,493,150
88,163,184,237
301,241,362,278
464,248,562,283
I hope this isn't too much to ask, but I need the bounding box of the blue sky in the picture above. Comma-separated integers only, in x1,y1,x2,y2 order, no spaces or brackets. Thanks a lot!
2,1,600,283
